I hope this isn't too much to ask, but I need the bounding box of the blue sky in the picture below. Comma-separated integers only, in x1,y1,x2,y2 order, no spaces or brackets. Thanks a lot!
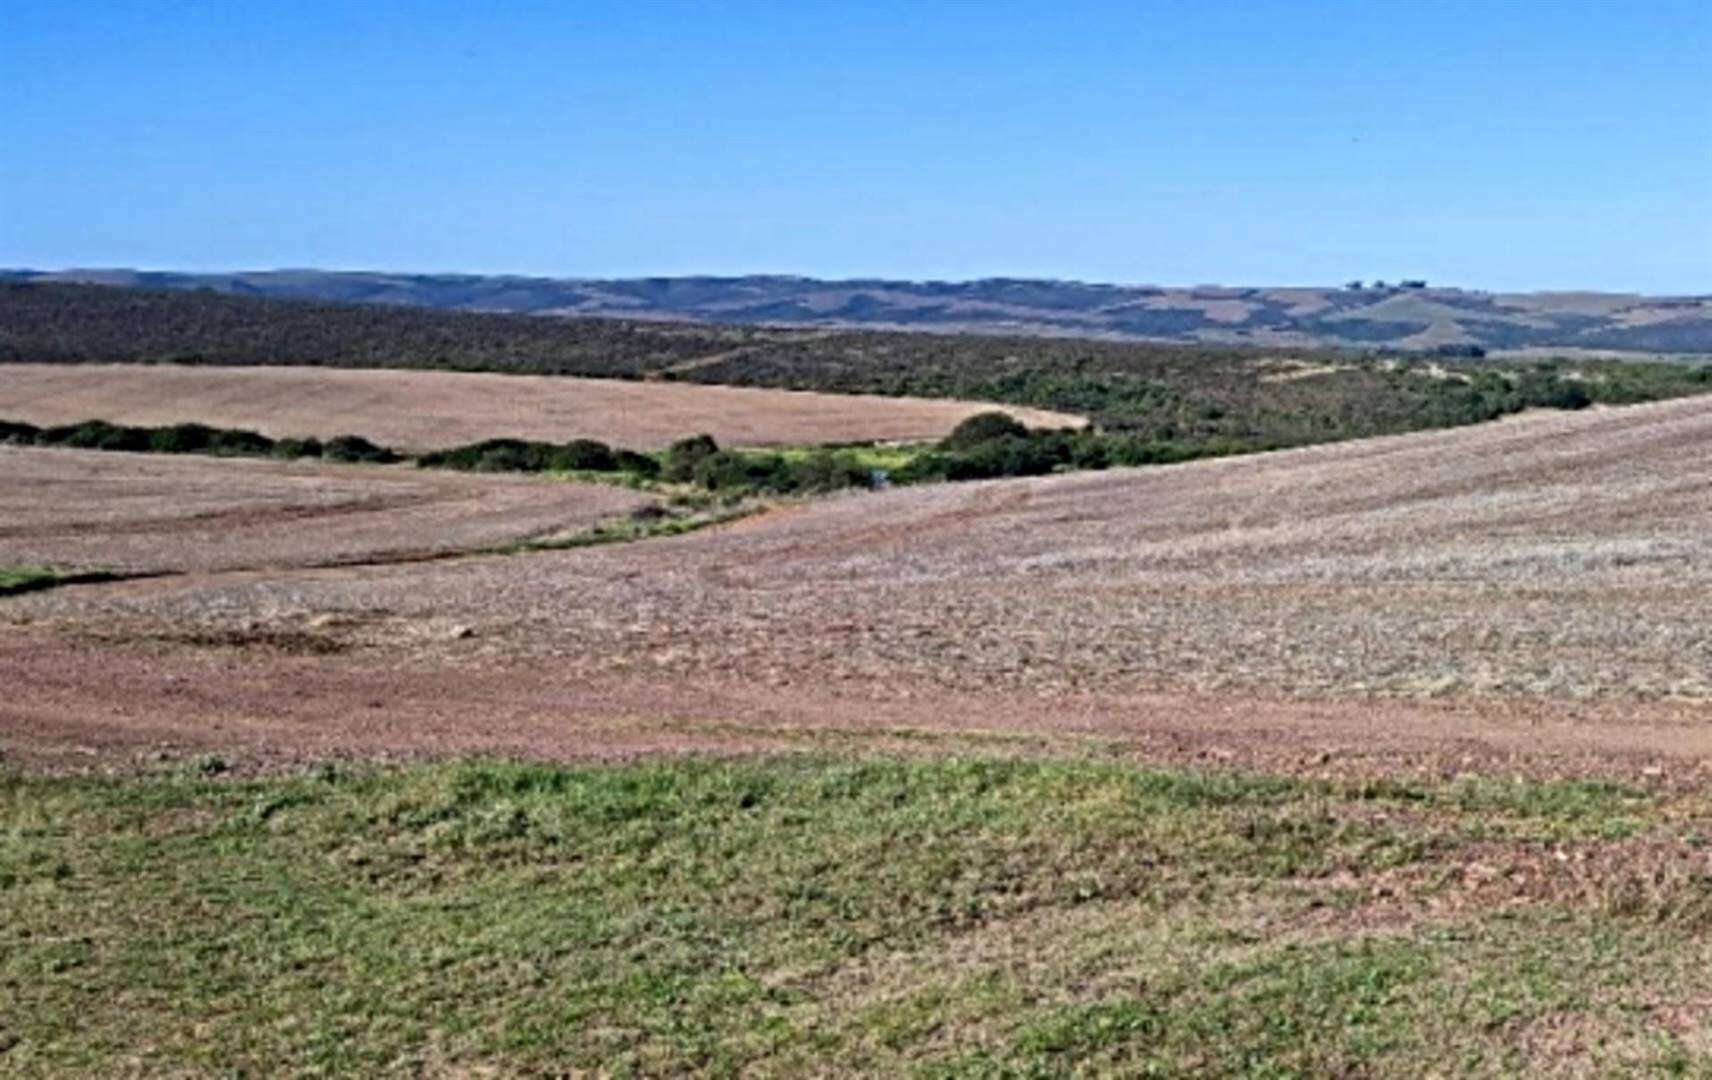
3,0,1708,292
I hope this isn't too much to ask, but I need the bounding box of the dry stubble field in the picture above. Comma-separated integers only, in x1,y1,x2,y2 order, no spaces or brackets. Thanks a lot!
0,362,1080,450
0,445,654,574
2,393,1709,774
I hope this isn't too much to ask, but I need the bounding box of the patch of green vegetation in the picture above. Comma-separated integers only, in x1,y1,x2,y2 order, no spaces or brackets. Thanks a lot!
3,417,401,464
416,436,658,478
3,755,1707,1075
766,441,923,472
0,566,62,596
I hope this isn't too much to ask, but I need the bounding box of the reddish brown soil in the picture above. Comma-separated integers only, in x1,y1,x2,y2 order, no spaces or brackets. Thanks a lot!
0,446,654,573
0,363,1081,450
4,396,1710,780
3,631,1708,785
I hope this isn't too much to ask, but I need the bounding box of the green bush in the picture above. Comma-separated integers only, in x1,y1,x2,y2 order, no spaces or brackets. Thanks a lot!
475,444,541,472
785,450,874,493
1067,432,1113,470
146,422,275,456
13,416,326,459
149,422,218,453
0,420,40,444
417,437,630,474
1514,373,1592,411
559,438,618,472
941,436,1062,480
692,450,779,492
941,411,1029,451
891,451,954,484
272,436,325,459
323,434,400,464
208,428,276,455
40,419,153,451
419,438,537,471
663,434,722,482
613,449,661,478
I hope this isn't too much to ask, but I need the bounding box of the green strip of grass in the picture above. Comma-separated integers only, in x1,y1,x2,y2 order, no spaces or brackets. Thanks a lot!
0,566,128,598
3,754,1707,1075
0,566,62,596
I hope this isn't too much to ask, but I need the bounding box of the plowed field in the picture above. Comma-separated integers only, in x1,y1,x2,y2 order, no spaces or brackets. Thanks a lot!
0,447,653,574
3,395,1709,778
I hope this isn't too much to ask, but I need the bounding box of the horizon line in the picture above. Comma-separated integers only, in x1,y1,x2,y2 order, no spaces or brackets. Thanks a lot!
8,265,1709,299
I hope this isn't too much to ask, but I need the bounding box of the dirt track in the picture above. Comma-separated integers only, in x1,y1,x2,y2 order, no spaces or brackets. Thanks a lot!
0,363,1081,450
4,396,1710,778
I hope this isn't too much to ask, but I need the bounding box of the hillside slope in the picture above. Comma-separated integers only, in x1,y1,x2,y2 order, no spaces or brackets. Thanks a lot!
0,363,1080,451
7,267,1710,353
5,282,1707,452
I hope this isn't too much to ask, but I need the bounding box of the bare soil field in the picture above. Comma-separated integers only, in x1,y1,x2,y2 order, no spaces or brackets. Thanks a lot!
0,446,653,574
3,395,1709,778
0,363,1081,450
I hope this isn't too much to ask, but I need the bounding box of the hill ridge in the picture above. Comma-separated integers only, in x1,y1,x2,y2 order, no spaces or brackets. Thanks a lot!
5,268,1710,354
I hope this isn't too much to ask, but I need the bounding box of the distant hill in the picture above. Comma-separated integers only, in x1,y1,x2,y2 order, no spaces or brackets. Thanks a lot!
5,280,1708,449
4,268,1710,355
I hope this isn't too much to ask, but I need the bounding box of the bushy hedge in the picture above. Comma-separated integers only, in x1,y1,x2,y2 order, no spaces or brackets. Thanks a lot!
416,437,651,476
2,418,398,463
940,411,1029,451
659,435,876,495
145,422,278,456
687,448,873,495
0,420,40,444
40,419,153,452
323,434,400,464
661,434,722,483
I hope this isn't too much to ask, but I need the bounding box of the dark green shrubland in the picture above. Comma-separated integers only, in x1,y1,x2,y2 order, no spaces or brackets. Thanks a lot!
6,282,1707,468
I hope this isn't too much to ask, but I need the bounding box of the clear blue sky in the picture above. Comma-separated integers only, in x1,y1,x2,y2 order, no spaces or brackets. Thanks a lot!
3,0,1708,292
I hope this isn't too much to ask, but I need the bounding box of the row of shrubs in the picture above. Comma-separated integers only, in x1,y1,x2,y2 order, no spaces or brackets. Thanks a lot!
656,434,878,494
636,416,1257,495
0,418,399,463
416,437,659,477
652,371,1612,494
0,366,1631,502
900,412,1263,483
413,431,881,495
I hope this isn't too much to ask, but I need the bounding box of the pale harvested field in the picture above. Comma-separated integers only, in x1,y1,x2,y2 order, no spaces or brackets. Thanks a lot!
0,446,653,574
0,363,1082,450
3,396,1710,776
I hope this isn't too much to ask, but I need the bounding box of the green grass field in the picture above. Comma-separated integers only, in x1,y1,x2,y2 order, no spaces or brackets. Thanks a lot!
4,753,1708,1076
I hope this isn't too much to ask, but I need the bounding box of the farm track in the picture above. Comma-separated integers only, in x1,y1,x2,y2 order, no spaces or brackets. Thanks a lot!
0,363,1081,450
3,395,1710,778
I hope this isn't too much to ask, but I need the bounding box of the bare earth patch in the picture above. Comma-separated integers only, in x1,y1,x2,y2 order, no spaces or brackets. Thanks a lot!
0,363,1082,451
0,446,653,574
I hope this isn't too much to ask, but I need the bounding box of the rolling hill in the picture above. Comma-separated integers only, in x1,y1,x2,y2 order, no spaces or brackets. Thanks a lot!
4,267,1710,354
